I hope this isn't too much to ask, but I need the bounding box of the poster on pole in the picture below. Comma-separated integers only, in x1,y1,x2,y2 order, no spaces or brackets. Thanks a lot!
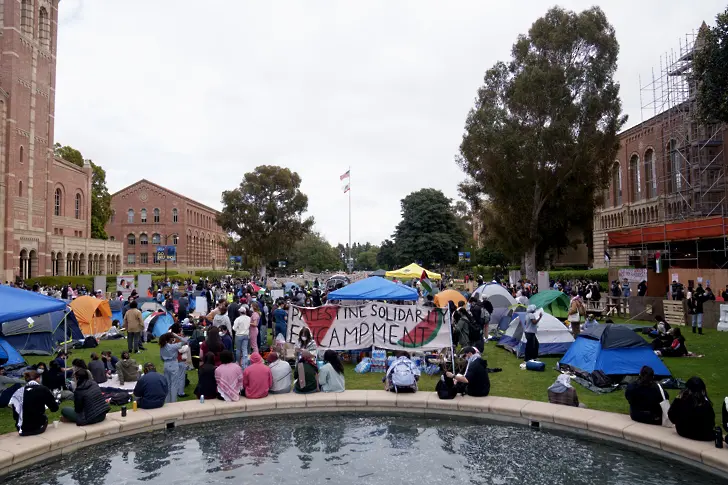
271,289,284,300
137,274,152,296
617,268,648,283
116,275,136,299
287,303,451,351
537,271,549,291
93,276,106,295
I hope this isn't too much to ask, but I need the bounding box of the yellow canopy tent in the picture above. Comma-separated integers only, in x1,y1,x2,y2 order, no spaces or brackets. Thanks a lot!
386,263,442,281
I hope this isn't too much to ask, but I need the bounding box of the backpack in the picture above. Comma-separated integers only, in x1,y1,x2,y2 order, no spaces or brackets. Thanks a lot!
481,308,491,325
436,375,458,399
82,336,98,348
389,359,416,388
107,391,131,406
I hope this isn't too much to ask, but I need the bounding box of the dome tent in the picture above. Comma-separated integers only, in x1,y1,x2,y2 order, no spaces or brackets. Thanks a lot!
2,310,84,355
70,296,112,337
527,290,571,319
433,289,467,308
497,311,574,357
473,284,516,332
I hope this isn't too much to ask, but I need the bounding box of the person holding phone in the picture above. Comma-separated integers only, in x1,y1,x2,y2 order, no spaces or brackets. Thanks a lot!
523,305,543,361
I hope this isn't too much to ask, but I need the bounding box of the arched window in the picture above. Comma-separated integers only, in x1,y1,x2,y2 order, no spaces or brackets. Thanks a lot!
611,162,622,206
140,208,147,223
127,209,134,223
19,146,24,164
153,208,160,223
127,234,136,246
20,0,32,36
629,154,641,202
110,236,115,241
669,139,681,192
140,234,148,246
54,188,61,216
18,180,23,196
152,233,161,245
644,149,656,198
38,7,50,49
172,208,178,223
110,210,115,223
172,234,179,245
75,193,82,219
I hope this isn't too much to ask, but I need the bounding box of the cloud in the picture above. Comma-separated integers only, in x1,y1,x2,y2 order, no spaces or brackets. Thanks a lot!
53,0,727,247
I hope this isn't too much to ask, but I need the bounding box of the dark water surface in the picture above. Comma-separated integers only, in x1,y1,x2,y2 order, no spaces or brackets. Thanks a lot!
3,415,723,485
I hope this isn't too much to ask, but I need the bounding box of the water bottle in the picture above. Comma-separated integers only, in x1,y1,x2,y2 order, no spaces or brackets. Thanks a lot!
200,395,205,404
715,427,724,448
121,405,127,417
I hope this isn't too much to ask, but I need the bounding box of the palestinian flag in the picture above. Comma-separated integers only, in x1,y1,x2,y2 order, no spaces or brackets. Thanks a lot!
420,270,437,295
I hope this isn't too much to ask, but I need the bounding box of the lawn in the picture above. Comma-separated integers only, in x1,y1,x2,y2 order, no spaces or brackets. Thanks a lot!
1,325,726,434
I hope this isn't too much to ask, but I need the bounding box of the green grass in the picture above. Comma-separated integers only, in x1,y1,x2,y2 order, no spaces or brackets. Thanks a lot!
2,325,726,434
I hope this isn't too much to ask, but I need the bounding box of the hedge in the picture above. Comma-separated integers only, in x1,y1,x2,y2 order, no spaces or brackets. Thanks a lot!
548,269,609,282
25,276,94,289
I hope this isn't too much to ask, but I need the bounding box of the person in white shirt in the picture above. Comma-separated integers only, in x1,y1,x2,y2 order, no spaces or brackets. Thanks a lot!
266,352,292,394
232,308,251,367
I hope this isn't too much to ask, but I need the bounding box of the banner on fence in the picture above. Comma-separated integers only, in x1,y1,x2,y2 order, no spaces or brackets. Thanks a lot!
618,268,648,283
116,275,136,299
287,303,451,351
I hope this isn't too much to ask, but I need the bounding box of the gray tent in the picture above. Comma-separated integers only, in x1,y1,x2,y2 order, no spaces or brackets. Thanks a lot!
369,269,387,277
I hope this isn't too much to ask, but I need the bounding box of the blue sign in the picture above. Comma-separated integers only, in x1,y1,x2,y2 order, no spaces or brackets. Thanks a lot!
458,251,471,262
229,256,243,264
156,245,176,262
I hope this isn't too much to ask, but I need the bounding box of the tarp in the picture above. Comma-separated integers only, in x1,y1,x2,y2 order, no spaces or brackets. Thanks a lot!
528,290,571,319
369,269,387,277
2,310,83,355
0,337,26,369
473,284,516,309
0,286,66,322
560,324,671,377
326,276,418,301
497,311,574,357
149,312,175,337
433,289,467,308
386,263,441,281
70,296,112,337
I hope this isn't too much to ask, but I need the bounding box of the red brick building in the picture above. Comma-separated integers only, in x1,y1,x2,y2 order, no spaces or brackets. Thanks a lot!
107,180,228,271
0,1,122,282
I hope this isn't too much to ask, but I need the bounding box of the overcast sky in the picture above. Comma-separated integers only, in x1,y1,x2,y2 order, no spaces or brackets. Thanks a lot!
54,0,726,247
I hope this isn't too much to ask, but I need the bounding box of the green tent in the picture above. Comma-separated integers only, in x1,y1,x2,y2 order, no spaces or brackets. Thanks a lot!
528,290,570,319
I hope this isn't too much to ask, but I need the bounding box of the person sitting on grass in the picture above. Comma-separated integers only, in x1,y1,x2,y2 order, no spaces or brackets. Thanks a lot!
319,350,345,393
445,347,490,397
60,369,109,426
101,350,119,374
242,352,272,399
625,366,666,425
88,353,108,384
548,374,582,407
133,363,168,410
10,370,59,436
116,351,139,386
654,328,688,357
293,350,319,394
215,350,244,401
384,351,420,393
668,376,714,441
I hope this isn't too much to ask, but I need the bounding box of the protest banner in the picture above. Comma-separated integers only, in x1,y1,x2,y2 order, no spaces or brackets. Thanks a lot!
116,275,135,299
287,303,451,351
617,268,647,283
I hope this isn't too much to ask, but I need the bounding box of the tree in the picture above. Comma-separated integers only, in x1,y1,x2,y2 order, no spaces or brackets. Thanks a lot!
288,232,343,273
694,15,728,123
217,165,314,278
391,188,465,267
458,6,625,280
376,239,398,269
355,246,380,271
54,143,112,239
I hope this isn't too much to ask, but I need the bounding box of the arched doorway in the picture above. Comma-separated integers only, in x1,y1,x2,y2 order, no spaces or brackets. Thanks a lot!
19,249,28,279
28,250,37,278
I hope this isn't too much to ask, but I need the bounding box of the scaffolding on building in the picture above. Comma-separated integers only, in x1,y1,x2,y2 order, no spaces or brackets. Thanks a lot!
635,26,728,269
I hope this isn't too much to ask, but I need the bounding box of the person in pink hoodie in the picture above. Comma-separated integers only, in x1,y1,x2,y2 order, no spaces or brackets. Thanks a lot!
242,352,272,399
215,351,243,401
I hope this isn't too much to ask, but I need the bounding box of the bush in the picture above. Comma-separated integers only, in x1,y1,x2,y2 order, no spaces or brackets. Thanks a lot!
548,268,609,283
26,276,95,289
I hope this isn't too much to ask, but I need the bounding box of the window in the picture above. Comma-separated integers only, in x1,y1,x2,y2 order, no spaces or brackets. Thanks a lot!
75,193,82,219
153,208,160,223
152,233,161,245
140,234,148,246
140,253,148,264
611,162,622,206
629,154,641,202
20,0,32,36
153,251,160,264
18,180,23,196
141,208,147,223
172,234,178,245
172,208,178,223
110,236,115,241
127,254,136,265
19,146,24,165
110,210,115,223
127,234,136,246
128,209,134,223
54,189,62,216
644,149,656,198
38,7,50,49
669,139,681,192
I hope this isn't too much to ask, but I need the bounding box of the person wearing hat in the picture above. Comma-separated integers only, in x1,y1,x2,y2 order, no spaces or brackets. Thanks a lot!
444,346,490,397
266,352,292,394
523,305,543,361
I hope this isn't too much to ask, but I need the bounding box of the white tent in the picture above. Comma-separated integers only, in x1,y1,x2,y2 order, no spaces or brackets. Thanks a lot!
497,311,574,358
473,284,516,308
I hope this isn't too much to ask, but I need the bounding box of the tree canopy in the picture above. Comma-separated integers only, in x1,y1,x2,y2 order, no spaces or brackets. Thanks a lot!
54,143,112,240
289,233,342,273
458,6,625,279
694,13,728,123
217,165,314,277
376,239,398,270
391,188,465,268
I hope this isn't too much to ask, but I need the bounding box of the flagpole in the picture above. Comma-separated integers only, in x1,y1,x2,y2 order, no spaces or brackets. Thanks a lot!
348,166,352,274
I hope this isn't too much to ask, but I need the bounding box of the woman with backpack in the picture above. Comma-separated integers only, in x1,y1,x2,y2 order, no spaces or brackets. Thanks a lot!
293,350,319,394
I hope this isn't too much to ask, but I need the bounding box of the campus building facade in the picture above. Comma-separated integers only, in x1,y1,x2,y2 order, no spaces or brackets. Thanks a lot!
107,180,228,272
0,0,122,282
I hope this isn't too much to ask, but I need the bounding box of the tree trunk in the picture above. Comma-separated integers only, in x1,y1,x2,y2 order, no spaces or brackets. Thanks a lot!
259,263,267,280
524,244,537,282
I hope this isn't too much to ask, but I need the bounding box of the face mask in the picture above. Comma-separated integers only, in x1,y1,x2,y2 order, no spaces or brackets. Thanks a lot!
37,369,44,374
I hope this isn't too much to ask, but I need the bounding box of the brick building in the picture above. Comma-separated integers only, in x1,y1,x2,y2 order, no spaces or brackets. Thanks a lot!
107,180,228,271
0,0,122,282
593,26,728,271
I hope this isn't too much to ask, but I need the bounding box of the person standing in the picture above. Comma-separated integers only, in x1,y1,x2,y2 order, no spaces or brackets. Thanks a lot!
249,302,261,353
687,292,704,335
178,293,189,322
523,305,543,361
273,302,288,339
159,332,189,403
233,308,251,367
567,292,585,337
123,300,144,353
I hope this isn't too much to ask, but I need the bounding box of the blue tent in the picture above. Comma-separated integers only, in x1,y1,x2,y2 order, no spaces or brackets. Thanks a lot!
149,312,175,337
559,324,670,378
2,310,84,355
283,282,300,292
0,336,26,369
327,276,418,301
0,285,66,322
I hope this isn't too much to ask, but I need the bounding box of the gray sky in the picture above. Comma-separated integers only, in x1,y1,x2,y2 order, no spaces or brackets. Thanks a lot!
55,0,726,247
